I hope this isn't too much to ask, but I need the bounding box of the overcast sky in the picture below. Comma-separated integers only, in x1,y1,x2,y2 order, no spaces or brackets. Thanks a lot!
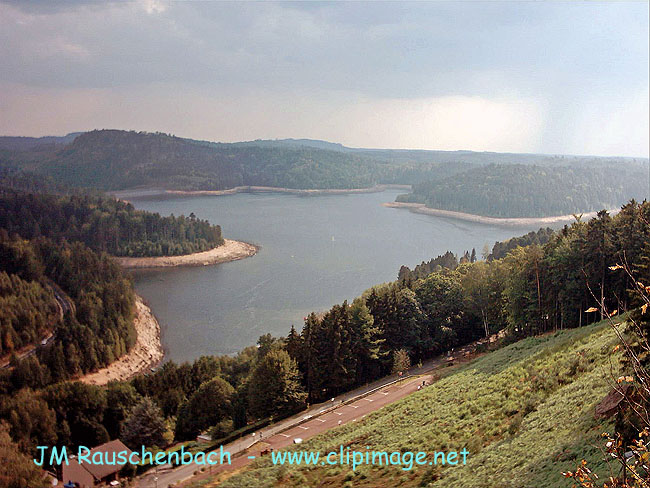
0,1,648,157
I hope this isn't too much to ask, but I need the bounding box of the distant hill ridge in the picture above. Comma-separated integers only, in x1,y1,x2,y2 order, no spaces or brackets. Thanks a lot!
0,129,468,192
0,129,647,217
0,132,83,152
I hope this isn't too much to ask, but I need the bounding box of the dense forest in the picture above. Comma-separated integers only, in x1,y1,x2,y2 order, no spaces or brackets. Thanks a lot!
0,272,58,356
3,130,386,190
0,234,136,390
1,131,646,221
397,163,648,217
397,251,460,282
0,169,224,257
397,229,556,282
4,200,647,480
0,131,472,191
0,191,223,257
487,227,555,260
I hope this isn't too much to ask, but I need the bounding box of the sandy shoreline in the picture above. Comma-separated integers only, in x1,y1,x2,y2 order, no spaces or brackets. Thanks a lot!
80,296,163,386
113,239,258,269
165,184,411,197
383,202,616,227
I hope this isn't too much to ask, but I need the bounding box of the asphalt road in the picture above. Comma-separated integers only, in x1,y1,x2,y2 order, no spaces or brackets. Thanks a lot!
221,374,429,469
137,374,431,488
135,339,483,488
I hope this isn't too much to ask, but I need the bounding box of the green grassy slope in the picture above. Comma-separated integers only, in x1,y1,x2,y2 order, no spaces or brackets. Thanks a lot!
215,321,623,488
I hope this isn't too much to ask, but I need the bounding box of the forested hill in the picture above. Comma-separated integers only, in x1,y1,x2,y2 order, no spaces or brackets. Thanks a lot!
0,169,224,257
396,163,648,218
241,138,648,167
0,190,223,257
1,130,646,216
0,133,81,152
6,130,391,191
0,234,136,389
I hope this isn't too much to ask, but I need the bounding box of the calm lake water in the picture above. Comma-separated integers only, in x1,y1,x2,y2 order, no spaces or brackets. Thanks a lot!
123,190,538,363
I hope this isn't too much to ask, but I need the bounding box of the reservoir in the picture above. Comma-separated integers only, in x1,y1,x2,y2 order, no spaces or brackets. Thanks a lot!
123,190,538,363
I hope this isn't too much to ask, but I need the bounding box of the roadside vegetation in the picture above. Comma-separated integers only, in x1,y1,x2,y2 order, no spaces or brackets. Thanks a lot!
216,321,622,488
0,158,646,487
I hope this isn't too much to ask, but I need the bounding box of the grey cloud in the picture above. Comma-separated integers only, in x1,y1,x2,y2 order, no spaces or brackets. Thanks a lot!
0,0,113,14
0,1,647,156
2,1,646,99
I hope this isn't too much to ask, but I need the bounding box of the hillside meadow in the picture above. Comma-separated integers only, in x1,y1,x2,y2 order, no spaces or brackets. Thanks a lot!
194,320,623,488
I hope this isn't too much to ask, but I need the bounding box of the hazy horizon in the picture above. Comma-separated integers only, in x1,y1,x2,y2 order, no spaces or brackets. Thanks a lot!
1,1,648,158
3,128,650,160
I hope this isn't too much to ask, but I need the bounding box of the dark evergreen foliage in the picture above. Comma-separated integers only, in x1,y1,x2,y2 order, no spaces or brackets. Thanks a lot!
0,190,223,257
398,251,458,282
488,227,555,260
397,164,647,218
0,235,136,391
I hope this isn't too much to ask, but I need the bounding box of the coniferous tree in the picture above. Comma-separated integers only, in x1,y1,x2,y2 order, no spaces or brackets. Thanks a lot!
121,397,167,449
175,377,234,440
247,349,307,418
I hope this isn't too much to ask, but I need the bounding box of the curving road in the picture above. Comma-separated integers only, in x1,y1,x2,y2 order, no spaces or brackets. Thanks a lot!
0,281,71,368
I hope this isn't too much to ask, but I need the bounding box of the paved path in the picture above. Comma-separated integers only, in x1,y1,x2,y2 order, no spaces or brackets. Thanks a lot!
136,341,481,488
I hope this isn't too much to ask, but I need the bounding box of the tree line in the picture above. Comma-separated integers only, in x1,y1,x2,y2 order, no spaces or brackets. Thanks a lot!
397,163,648,218
487,227,555,260
1,200,648,483
0,189,223,257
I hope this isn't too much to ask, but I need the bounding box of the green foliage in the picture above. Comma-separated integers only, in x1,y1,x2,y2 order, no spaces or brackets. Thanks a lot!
0,190,223,257
28,130,388,191
104,382,142,439
219,323,621,488
121,397,167,449
0,271,58,356
43,381,109,449
488,228,555,261
0,422,49,488
414,272,465,353
391,349,411,374
175,377,235,441
247,349,307,419
131,355,227,418
0,388,57,453
398,251,459,283
0,235,136,390
397,163,647,218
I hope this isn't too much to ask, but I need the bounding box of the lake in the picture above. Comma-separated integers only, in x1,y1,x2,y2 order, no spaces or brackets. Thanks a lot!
123,190,538,363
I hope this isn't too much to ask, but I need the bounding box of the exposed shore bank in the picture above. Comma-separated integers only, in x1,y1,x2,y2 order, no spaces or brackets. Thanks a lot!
113,239,258,269
165,183,412,197
80,296,163,386
383,202,616,227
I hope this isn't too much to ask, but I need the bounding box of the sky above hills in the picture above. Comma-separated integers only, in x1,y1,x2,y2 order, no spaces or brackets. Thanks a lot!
0,0,648,157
